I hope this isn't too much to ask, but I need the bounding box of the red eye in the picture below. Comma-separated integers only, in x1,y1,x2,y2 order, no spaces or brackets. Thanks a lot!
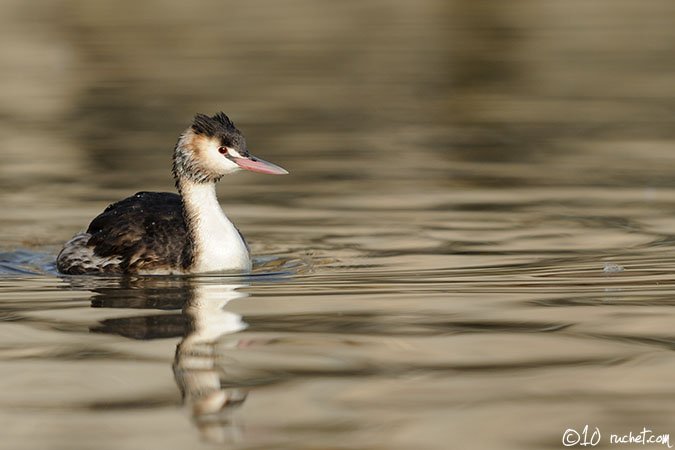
218,147,227,154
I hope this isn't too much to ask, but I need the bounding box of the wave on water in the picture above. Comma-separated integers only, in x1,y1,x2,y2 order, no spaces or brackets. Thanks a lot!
0,250,58,276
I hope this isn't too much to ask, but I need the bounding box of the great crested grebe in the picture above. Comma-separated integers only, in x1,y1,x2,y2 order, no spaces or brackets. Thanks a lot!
57,112,288,275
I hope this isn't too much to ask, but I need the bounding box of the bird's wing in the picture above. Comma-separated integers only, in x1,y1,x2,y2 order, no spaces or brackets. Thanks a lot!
86,192,191,273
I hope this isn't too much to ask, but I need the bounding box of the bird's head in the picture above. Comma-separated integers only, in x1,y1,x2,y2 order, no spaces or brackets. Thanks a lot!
173,112,288,183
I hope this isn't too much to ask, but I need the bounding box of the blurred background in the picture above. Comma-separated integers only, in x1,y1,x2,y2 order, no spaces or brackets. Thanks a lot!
2,1,675,449
2,0,674,228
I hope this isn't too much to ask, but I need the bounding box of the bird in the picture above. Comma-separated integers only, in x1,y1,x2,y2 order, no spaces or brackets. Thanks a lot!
56,112,288,275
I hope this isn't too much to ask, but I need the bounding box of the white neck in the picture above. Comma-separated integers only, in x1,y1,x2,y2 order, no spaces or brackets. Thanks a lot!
179,180,251,273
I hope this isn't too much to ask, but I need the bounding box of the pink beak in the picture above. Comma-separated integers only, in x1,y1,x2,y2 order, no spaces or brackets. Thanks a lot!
232,154,289,175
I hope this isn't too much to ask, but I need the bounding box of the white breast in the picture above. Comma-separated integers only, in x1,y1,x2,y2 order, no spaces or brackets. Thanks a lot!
181,182,251,273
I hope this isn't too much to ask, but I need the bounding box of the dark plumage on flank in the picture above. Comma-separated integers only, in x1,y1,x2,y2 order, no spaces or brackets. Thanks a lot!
86,192,193,273
56,192,193,275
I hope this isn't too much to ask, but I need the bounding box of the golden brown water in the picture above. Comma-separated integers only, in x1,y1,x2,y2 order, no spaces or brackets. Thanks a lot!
1,1,675,449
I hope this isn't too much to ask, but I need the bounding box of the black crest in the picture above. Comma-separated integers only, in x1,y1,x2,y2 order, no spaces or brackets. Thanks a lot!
190,112,248,154
191,112,237,136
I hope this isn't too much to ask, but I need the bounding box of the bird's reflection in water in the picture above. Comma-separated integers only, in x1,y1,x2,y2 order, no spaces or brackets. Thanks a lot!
88,277,250,444
173,282,249,443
